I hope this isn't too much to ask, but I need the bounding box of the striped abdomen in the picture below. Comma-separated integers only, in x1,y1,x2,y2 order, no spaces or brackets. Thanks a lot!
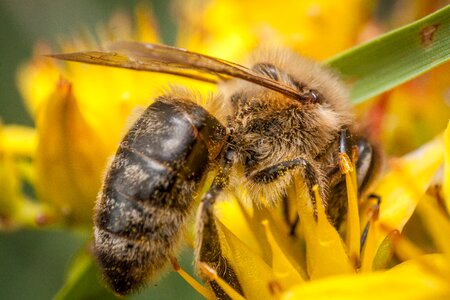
94,97,225,295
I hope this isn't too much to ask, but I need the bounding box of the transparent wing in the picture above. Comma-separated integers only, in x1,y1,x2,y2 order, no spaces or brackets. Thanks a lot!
48,41,303,99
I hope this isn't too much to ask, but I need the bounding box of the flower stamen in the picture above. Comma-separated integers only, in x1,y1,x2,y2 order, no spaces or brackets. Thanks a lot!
197,262,246,300
268,280,283,298
361,196,381,271
170,257,212,299
339,152,361,267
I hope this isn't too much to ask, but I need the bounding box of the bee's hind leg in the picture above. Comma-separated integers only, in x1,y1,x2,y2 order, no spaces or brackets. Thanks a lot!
195,146,244,299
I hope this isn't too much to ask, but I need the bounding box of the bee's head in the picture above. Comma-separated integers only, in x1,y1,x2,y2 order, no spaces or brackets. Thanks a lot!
248,48,350,110
252,62,325,105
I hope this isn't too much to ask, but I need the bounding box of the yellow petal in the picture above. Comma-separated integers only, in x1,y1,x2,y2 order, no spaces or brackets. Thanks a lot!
216,196,265,259
177,0,371,60
0,145,22,221
382,64,450,155
374,133,445,249
281,254,450,300
0,124,48,228
35,78,108,224
416,195,450,257
443,120,450,215
393,230,427,262
262,220,306,287
264,210,308,280
134,3,162,43
295,180,354,278
0,125,36,158
249,205,280,265
16,44,60,118
216,219,277,299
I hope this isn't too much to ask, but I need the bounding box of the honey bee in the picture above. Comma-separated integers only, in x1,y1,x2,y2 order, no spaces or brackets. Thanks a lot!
50,42,379,297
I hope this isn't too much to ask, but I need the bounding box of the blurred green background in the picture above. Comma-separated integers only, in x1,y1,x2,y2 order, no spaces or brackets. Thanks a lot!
0,0,176,125
0,1,201,299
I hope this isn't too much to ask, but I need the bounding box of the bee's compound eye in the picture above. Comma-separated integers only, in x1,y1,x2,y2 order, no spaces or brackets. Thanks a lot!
306,90,323,104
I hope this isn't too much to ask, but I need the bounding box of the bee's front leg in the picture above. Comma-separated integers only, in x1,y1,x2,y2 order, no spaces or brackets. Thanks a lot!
247,157,325,236
248,157,324,207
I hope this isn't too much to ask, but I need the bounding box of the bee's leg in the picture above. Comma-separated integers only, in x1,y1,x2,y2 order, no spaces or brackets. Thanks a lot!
289,212,300,236
327,129,380,226
360,194,381,251
248,157,324,237
354,138,378,193
249,157,323,207
340,127,379,192
323,128,353,226
338,127,370,185
195,146,244,299
281,194,300,236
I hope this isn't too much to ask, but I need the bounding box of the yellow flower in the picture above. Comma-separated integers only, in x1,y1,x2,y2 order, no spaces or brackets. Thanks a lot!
15,7,213,225
378,63,450,155
194,124,449,299
6,0,450,299
0,124,48,228
11,0,372,226
177,0,371,60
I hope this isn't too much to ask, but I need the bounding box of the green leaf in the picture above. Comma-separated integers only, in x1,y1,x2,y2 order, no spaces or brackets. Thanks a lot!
327,5,450,104
53,246,117,300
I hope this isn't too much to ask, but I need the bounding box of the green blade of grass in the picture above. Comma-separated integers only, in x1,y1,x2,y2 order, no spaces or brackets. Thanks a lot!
327,5,450,104
53,248,117,300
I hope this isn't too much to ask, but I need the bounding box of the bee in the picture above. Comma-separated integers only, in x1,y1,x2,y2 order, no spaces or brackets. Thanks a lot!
50,42,379,297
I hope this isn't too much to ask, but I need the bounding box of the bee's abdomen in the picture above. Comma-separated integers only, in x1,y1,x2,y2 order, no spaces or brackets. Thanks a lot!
94,98,225,295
